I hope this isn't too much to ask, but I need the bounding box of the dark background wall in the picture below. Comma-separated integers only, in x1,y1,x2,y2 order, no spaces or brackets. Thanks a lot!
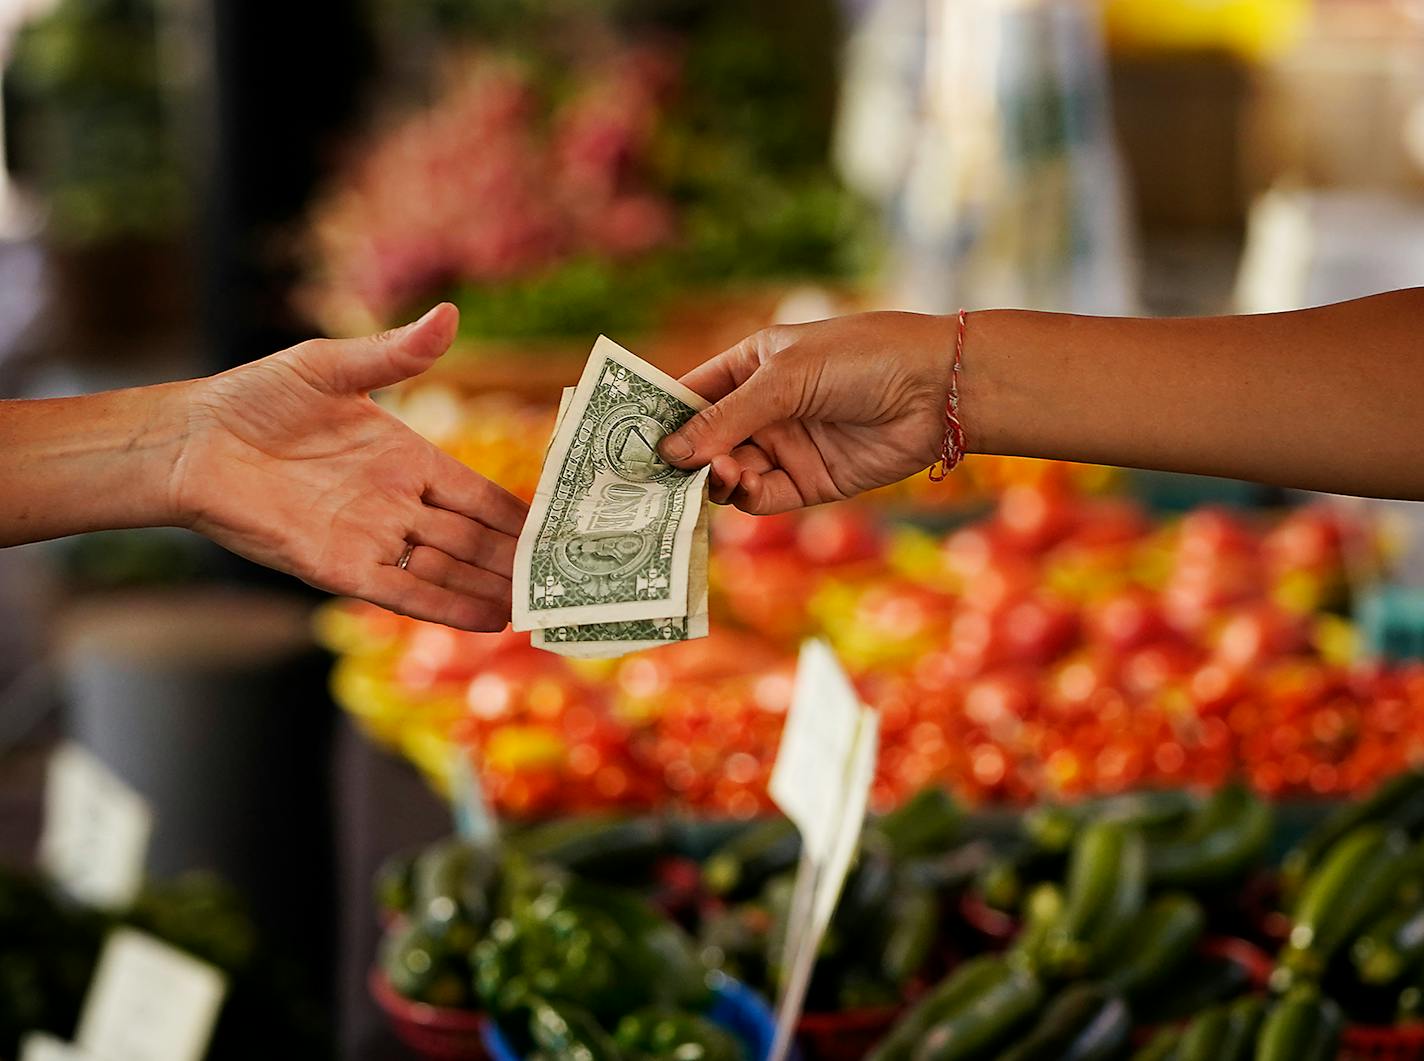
193,0,371,373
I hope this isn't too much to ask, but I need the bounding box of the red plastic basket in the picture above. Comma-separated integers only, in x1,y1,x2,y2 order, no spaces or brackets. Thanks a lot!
369,968,489,1060
797,1002,907,1061
1340,1024,1424,1061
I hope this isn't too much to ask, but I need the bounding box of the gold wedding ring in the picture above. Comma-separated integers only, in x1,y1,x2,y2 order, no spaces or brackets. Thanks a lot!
397,543,415,570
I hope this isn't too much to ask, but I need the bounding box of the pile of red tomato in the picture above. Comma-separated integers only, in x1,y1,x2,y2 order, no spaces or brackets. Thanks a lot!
323,476,1424,819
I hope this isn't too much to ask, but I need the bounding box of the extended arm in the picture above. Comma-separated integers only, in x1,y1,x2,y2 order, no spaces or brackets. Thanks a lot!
968,289,1424,500
0,305,527,631
657,289,1424,512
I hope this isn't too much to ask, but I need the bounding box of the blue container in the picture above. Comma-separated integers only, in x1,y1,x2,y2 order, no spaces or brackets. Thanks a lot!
481,974,784,1061
1360,586,1424,663
1123,469,1278,512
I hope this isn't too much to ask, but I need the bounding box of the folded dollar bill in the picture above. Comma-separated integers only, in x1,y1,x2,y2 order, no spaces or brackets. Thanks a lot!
513,337,711,658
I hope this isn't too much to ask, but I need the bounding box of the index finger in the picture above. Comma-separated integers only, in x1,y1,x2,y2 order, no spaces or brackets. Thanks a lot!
679,334,764,404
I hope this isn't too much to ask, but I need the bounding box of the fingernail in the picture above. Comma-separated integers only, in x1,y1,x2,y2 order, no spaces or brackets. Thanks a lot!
403,305,442,332
659,433,693,462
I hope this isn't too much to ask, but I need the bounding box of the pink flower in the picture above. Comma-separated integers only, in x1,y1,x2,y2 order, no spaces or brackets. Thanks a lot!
304,44,684,326
585,194,676,257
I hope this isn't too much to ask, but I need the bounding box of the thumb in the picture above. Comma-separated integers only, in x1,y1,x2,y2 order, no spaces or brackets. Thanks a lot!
658,368,791,467
305,303,459,394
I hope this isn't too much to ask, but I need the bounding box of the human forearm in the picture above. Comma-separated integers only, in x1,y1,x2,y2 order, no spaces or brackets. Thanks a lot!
0,305,526,631
0,383,192,547
964,289,1424,500
660,287,1424,513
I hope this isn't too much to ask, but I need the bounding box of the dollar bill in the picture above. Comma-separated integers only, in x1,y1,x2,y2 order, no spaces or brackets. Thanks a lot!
513,338,711,656
530,388,709,657
531,504,709,658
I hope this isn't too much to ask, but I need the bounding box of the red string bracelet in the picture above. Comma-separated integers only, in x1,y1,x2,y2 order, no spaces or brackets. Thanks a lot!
928,308,968,482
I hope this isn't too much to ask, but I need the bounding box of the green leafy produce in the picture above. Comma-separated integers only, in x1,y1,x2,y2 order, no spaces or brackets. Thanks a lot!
478,875,710,1023
529,996,626,1060
412,838,501,932
614,1006,745,1061
381,920,473,1008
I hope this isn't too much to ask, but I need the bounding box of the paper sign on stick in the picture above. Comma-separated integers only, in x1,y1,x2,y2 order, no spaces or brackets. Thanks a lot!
768,639,864,861
39,743,152,910
814,708,880,931
75,929,226,1061
766,640,880,1061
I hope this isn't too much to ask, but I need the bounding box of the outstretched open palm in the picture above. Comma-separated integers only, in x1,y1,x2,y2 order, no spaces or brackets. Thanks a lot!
172,304,526,630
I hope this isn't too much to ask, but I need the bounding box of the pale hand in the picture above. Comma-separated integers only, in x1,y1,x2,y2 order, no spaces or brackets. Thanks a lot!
171,304,527,631
658,312,955,514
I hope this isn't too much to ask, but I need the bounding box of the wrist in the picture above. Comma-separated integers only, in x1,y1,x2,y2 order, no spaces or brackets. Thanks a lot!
915,310,969,478
955,308,1015,457
886,310,962,468
145,378,207,530
0,381,200,548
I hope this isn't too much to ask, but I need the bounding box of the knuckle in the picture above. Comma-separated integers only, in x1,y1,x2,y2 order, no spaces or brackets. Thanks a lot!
412,546,444,579
752,362,798,413
679,409,716,445
283,339,338,390
286,339,328,372
758,324,796,351
693,404,722,432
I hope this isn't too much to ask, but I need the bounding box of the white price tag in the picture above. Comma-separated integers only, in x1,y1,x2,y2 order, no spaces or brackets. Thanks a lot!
39,743,153,910
767,641,881,1061
813,710,880,931
19,1033,99,1061
768,640,864,862
75,930,226,1061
